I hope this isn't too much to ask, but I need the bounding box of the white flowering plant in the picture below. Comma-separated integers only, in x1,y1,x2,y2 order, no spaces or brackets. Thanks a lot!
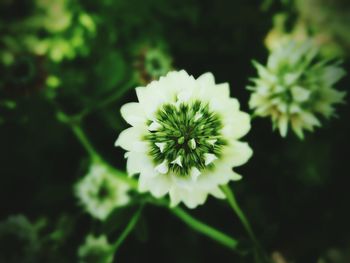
1,1,350,262
248,41,346,138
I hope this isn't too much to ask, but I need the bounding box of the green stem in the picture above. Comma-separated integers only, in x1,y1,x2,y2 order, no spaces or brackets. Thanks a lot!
104,162,138,189
152,198,240,252
71,123,100,161
78,78,136,118
172,207,239,250
113,206,143,252
221,185,268,262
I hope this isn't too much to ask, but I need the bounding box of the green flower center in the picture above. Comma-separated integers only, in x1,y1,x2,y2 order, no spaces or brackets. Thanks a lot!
92,179,115,201
145,100,226,176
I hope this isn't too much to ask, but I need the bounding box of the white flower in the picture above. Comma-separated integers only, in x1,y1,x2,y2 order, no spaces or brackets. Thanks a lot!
115,70,252,208
248,41,346,139
75,162,131,220
78,234,114,263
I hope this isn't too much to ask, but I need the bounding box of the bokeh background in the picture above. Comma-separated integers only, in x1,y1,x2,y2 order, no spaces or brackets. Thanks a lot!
0,0,349,262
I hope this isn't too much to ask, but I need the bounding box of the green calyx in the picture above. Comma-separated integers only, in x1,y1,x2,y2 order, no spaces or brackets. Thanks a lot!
145,100,226,176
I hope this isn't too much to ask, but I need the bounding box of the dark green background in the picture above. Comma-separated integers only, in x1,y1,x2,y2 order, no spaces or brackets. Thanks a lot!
0,0,349,262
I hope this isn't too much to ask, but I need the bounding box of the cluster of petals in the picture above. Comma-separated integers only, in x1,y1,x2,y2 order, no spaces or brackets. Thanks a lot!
116,70,252,208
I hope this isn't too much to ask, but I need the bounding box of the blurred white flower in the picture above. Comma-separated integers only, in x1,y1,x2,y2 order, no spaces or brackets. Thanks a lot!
248,41,346,139
78,234,114,263
115,70,252,208
75,162,131,220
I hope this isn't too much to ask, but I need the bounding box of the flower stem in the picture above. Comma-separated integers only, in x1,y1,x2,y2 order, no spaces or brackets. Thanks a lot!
71,123,100,161
171,206,239,250
71,122,138,188
152,198,240,252
78,78,136,119
113,206,143,252
221,185,268,262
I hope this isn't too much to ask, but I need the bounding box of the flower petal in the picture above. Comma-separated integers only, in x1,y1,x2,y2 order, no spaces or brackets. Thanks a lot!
120,102,146,127
115,127,147,152
224,141,253,167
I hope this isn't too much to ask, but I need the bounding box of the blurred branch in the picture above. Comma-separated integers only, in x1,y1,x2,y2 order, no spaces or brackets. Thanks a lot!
113,206,143,253
77,77,137,119
221,185,270,263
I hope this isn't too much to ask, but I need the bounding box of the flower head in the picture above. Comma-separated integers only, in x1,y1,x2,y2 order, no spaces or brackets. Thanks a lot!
78,234,114,263
75,162,131,220
248,41,346,139
115,70,252,208
134,42,173,84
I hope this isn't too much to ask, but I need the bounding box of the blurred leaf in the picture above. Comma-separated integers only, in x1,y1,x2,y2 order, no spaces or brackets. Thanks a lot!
95,51,126,93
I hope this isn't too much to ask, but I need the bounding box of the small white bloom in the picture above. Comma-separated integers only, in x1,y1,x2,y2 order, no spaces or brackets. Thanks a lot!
248,41,346,139
116,70,252,208
155,142,166,153
188,138,197,149
148,121,162,131
78,234,114,263
207,139,217,146
204,153,218,166
171,156,183,167
75,162,131,220
194,112,203,121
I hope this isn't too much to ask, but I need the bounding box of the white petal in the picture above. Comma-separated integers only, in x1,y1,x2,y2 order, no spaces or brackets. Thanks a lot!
126,151,153,176
148,121,162,131
196,167,239,190
155,160,169,174
136,84,167,116
177,89,193,102
204,153,217,166
215,83,230,98
190,167,201,181
182,190,207,209
222,111,251,139
147,176,171,198
291,116,305,139
138,174,151,193
278,115,288,137
115,127,147,152
120,102,146,126
300,112,321,129
210,187,226,199
227,171,242,181
291,86,311,102
224,141,253,167
196,72,215,87
169,188,181,207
